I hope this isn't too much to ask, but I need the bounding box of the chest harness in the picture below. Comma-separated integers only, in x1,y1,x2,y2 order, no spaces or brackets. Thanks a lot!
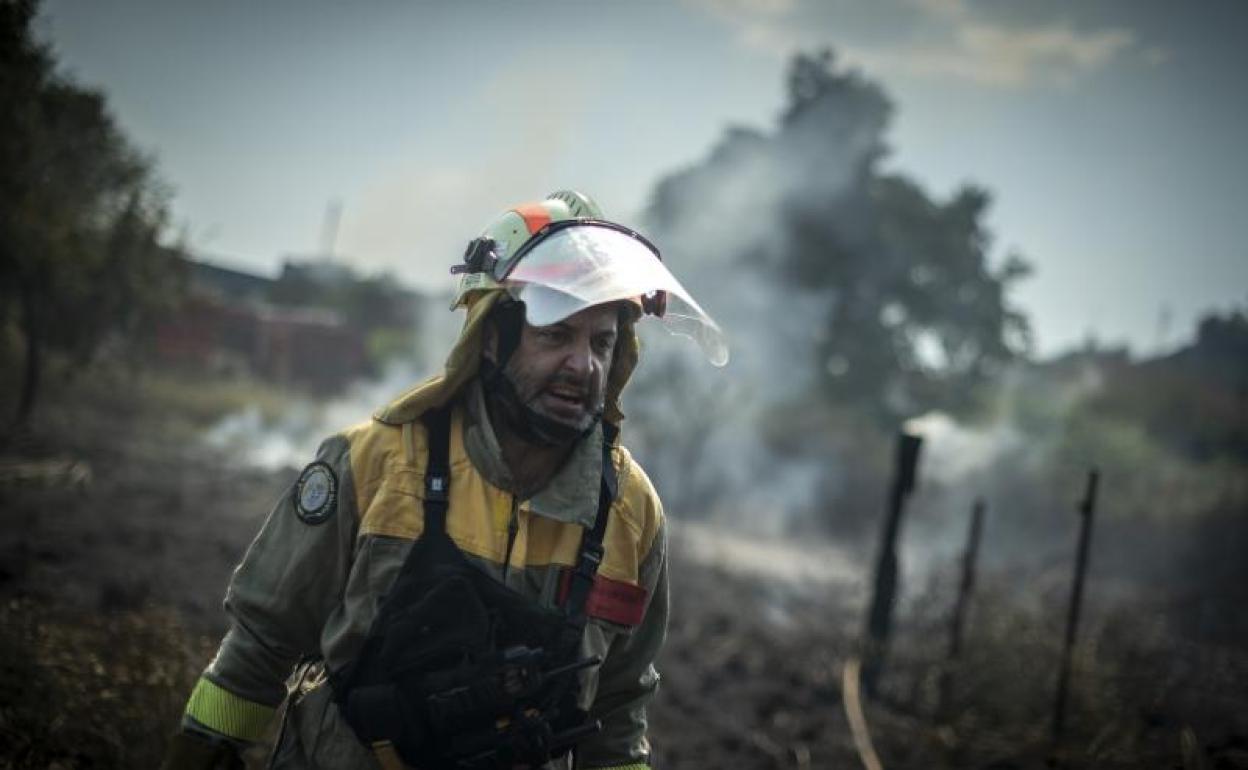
334,404,618,769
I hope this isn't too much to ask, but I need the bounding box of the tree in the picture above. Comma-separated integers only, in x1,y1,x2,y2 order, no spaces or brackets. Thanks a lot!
0,0,178,427
643,50,1031,426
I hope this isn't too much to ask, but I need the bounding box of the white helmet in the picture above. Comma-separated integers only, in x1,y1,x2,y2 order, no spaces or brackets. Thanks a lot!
451,190,728,366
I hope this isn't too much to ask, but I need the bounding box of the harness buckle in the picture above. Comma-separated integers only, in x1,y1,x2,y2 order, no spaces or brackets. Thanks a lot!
574,545,603,579
425,474,449,503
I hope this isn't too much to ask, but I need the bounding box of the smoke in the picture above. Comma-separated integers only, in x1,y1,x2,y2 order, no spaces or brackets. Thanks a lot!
903,410,1025,485
202,293,461,471
201,359,431,471
622,69,882,539
892,362,1106,584
674,520,863,594
625,101,1114,589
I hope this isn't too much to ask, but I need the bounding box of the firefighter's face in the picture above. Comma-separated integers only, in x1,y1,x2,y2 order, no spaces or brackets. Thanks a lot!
504,303,619,436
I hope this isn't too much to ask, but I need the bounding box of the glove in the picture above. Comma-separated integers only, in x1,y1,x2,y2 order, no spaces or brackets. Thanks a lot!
159,729,246,770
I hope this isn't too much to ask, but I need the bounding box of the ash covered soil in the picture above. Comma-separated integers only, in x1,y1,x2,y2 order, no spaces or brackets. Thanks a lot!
2,376,1246,769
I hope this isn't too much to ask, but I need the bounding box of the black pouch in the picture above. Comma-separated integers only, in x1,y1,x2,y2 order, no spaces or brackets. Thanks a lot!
380,573,492,678
335,406,615,769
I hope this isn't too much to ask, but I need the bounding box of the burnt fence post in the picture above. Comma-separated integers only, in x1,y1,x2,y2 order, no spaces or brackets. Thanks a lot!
940,496,985,718
861,431,923,697
1052,469,1100,745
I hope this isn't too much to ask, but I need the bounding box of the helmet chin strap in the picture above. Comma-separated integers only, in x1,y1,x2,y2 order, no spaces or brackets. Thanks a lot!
480,357,601,448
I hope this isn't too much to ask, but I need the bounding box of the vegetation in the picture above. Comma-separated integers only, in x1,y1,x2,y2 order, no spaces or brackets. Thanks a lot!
1,18,1243,770
0,597,214,769
1087,310,1248,461
0,362,292,770
644,50,1031,426
0,0,182,428
644,541,1248,770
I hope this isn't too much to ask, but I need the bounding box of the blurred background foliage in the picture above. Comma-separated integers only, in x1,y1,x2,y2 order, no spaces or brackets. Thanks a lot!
645,51,1032,428
1,1,1246,767
2,0,1243,597
0,0,425,425
0,0,180,426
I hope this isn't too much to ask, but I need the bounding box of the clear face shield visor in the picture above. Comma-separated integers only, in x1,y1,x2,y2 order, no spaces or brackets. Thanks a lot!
492,220,728,367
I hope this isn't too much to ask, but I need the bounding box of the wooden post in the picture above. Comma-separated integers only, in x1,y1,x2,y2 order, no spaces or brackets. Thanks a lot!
861,431,923,697
940,497,985,718
1052,469,1100,744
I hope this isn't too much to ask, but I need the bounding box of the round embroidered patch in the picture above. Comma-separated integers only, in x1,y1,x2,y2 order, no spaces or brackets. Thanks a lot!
294,462,337,525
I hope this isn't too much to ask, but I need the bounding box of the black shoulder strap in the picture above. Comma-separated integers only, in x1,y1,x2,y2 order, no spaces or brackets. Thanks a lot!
420,406,617,625
561,420,619,624
332,405,453,703
420,405,453,534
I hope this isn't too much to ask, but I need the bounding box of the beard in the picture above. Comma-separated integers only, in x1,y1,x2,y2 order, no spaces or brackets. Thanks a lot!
481,359,605,448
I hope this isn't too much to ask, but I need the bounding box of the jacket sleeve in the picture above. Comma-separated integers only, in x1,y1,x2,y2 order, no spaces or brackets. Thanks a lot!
182,434,358,743
576,516,669,770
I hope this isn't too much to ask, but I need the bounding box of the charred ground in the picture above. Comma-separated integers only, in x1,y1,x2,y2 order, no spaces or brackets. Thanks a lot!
2,363,1246,769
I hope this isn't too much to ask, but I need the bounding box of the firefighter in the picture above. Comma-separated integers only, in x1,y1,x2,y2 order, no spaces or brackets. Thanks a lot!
162,190,727,770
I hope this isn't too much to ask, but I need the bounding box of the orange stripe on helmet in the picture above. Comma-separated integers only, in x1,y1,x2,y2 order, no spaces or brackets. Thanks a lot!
513,203,552,234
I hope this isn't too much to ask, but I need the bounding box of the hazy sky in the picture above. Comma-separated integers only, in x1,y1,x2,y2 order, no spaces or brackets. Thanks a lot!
39,0,1248,356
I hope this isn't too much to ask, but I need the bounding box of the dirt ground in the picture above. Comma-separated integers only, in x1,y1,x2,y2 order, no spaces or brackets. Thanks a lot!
2,372,1246,769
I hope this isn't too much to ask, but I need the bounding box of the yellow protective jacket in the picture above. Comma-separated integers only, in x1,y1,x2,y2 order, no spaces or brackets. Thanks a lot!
181,293,667,770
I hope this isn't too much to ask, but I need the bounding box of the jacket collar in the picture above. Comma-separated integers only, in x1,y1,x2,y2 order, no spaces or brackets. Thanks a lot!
461,378,602,528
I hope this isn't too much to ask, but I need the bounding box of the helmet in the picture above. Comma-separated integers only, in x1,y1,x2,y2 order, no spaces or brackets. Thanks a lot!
451,190,728,367
451,190,604,310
